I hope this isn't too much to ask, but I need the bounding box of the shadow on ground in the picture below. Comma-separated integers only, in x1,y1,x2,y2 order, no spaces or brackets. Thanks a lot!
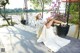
5,26,49,53
56,36,80,53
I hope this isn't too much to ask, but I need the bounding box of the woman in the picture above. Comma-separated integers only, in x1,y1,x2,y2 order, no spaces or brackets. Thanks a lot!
35,13,44,38
35,13,70,52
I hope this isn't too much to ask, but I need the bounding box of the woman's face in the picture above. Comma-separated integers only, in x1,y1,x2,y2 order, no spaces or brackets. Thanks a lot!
38,14,42,19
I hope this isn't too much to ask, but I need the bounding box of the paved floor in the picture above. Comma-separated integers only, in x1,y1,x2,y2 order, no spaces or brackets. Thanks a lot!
0,24,80,53
56,36,80,53
0,24,51,53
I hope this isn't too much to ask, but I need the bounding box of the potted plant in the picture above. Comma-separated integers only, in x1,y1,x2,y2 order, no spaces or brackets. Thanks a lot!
21,15,26,25
55,13,70,37
61,0,80,39
69,12,79,38
50,0,70,37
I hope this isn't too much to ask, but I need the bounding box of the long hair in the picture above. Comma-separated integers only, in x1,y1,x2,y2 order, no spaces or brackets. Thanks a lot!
35,13,41,21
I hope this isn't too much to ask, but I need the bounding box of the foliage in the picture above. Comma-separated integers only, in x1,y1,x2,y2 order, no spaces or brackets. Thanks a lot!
0,21,17,28
30,0,52,9
0,0,10,25
70,3,79,13
0,8,23,13
69,12,79,24
49,0,67,22
0,0,9,6
0,8,50,14
69,3,79,24
53,2,79,24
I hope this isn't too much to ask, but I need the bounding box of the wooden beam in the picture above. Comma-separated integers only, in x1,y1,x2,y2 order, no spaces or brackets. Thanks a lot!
66,0,71,25
77,2,80,39
62,0,80,2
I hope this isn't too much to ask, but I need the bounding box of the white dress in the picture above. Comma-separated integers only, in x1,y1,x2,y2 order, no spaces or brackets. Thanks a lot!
36,19,44,38
37,25,70,52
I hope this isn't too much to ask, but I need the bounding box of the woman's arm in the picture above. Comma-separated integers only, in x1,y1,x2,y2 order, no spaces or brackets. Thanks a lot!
52,19,64,24
45,19,64,28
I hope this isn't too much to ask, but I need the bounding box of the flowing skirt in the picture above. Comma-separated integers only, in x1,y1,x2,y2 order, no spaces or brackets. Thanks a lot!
37,25,70,52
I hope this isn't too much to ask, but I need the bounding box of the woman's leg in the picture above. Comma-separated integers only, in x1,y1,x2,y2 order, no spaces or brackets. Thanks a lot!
53,19,64,24
45,19,54,28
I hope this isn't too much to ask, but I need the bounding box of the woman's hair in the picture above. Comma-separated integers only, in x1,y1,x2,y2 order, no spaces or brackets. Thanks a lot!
35,13,41,21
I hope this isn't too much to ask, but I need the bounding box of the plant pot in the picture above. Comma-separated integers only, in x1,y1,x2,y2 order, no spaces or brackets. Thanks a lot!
21,20,26,25
56,25,70,37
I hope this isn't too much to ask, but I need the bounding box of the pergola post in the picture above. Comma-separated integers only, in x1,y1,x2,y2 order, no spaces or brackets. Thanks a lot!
61,0,80,38
65,0,67,16
77,2,80,39
67,1,71,25
42,0,44,19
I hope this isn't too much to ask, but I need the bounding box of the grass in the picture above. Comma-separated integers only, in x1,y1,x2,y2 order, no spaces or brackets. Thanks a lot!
0,24,8,28
0,21,17,28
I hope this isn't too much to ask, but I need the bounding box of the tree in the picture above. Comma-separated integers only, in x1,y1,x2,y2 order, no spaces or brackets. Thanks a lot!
24,0,28,24
30,0,52,18
68,2,80,39
0,0,10,25
70,3,78,13
69,3,79,24
30,0,52,9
